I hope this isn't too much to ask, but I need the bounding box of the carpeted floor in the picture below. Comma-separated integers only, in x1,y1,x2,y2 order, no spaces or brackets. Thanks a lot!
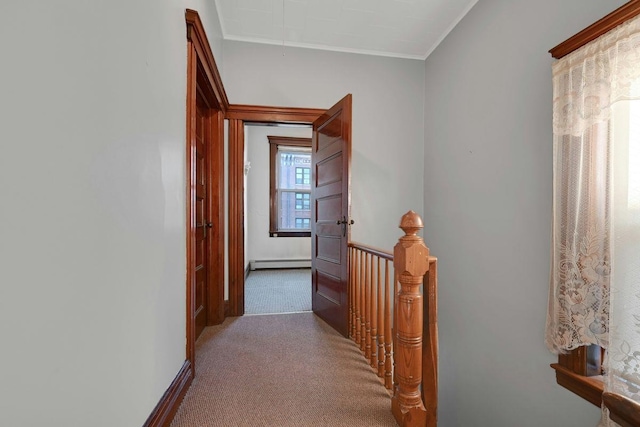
244,269,312,314
171,313,396,427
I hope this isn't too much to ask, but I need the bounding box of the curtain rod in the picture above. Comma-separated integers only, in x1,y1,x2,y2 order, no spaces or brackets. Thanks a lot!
549,0,640,59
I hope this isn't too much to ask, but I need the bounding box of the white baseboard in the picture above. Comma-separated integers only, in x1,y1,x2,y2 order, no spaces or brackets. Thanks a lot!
249,259,311,270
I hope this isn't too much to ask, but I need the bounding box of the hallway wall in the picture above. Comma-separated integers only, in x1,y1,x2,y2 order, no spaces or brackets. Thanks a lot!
222,41,425,251
422,0,625,426
0,1,223,426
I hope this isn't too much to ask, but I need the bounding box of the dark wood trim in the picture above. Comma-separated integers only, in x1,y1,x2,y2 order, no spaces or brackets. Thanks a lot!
552,345,604,406
268,136,312,237
185,9,227,371
603,392,640,427
226,104,324,123
185,34,197,368
186,9,229,111
224,300,230,317
228,119,245,316
551,363,604,407
558,345,603,377
143,360,193,427
550,0,640,58
207,110,225,325
267,136,312,146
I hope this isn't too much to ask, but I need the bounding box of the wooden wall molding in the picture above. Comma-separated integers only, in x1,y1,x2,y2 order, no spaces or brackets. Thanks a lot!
226,104,323,123
185,27,197,367
228,119,245,316
186,9,229,111
550,0,640,58
208,110,225,326
143,360,193,427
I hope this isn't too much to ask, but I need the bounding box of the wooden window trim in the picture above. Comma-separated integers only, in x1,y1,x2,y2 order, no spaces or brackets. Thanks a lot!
550,0,640,59
550,345,605,407
268,136,312,237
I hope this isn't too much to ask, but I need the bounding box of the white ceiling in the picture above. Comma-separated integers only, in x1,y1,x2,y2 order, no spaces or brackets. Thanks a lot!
214,0,478,60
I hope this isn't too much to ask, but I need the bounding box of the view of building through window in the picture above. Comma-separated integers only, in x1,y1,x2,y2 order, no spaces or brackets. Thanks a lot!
277,148,311,230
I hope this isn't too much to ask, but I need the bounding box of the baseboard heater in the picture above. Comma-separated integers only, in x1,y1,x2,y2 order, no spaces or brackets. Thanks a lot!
249,259,311,270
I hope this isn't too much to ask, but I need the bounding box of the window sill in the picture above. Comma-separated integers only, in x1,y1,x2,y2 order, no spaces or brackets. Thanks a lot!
269,231,311,238
551,363,604,407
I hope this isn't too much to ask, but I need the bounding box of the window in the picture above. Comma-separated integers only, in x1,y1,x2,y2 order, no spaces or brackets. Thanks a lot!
295,167,310,185
268,136,312,237
295,193,310,210
295,218,310,229
547,6,640,417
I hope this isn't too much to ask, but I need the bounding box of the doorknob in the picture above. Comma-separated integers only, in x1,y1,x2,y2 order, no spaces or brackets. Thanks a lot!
336,216,354,237
335,217,355,225
203,221,213,238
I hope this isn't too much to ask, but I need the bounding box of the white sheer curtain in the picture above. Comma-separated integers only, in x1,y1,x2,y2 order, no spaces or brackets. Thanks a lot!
545,13,640,425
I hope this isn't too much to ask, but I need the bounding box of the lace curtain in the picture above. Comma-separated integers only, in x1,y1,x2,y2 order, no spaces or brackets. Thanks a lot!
545,13,640,426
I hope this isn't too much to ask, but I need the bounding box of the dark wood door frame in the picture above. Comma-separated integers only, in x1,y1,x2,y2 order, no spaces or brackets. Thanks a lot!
225,105,325,316
186,9,228,367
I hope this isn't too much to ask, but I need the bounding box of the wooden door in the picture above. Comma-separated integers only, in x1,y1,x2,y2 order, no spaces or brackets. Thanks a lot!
194,92,210,339
311,94,352,337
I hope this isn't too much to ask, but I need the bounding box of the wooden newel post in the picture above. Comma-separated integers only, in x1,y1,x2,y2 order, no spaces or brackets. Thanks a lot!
392,211,429,427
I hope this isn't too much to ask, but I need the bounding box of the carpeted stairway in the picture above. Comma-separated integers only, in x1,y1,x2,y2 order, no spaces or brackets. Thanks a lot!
171,312,396,426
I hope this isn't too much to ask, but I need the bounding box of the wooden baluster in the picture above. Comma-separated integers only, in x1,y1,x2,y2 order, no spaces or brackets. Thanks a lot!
391,211,429,427
360,250,366,352
377,257,385,377
393,269,398,391
352,247,358,342
355,249,361,345
370,255,378,369
347,247,355,339
422,257,438,427
365,253,372,361
384,259,393,390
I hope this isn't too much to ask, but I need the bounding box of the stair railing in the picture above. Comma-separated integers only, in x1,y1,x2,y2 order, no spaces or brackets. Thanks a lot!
348,211,438,427
348,241,395,389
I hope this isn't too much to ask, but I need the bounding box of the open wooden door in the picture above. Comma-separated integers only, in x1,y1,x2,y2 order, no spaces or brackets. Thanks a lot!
311,94,352,337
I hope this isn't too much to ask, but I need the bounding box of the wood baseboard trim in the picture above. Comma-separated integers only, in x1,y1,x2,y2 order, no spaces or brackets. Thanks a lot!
143,360,193,427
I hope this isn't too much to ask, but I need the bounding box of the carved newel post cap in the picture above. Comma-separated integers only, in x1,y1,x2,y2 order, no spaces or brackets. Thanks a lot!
399,210,423,236
394,211,429,277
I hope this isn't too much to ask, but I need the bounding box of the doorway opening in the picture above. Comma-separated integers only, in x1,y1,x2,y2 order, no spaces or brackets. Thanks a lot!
243,123,313,315
226,95,353,337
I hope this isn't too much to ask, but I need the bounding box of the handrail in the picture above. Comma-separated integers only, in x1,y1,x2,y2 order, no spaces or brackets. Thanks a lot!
348,211,438,427
349,242,393,261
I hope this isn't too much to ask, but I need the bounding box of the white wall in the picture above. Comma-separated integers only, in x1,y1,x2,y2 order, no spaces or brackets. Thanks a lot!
422,1,626,426
245,125,313,263
0,1,223,426
222,41,425,251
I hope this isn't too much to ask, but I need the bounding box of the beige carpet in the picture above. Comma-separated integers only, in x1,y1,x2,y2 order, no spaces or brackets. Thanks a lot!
171,312,397,426
244,269,311,314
